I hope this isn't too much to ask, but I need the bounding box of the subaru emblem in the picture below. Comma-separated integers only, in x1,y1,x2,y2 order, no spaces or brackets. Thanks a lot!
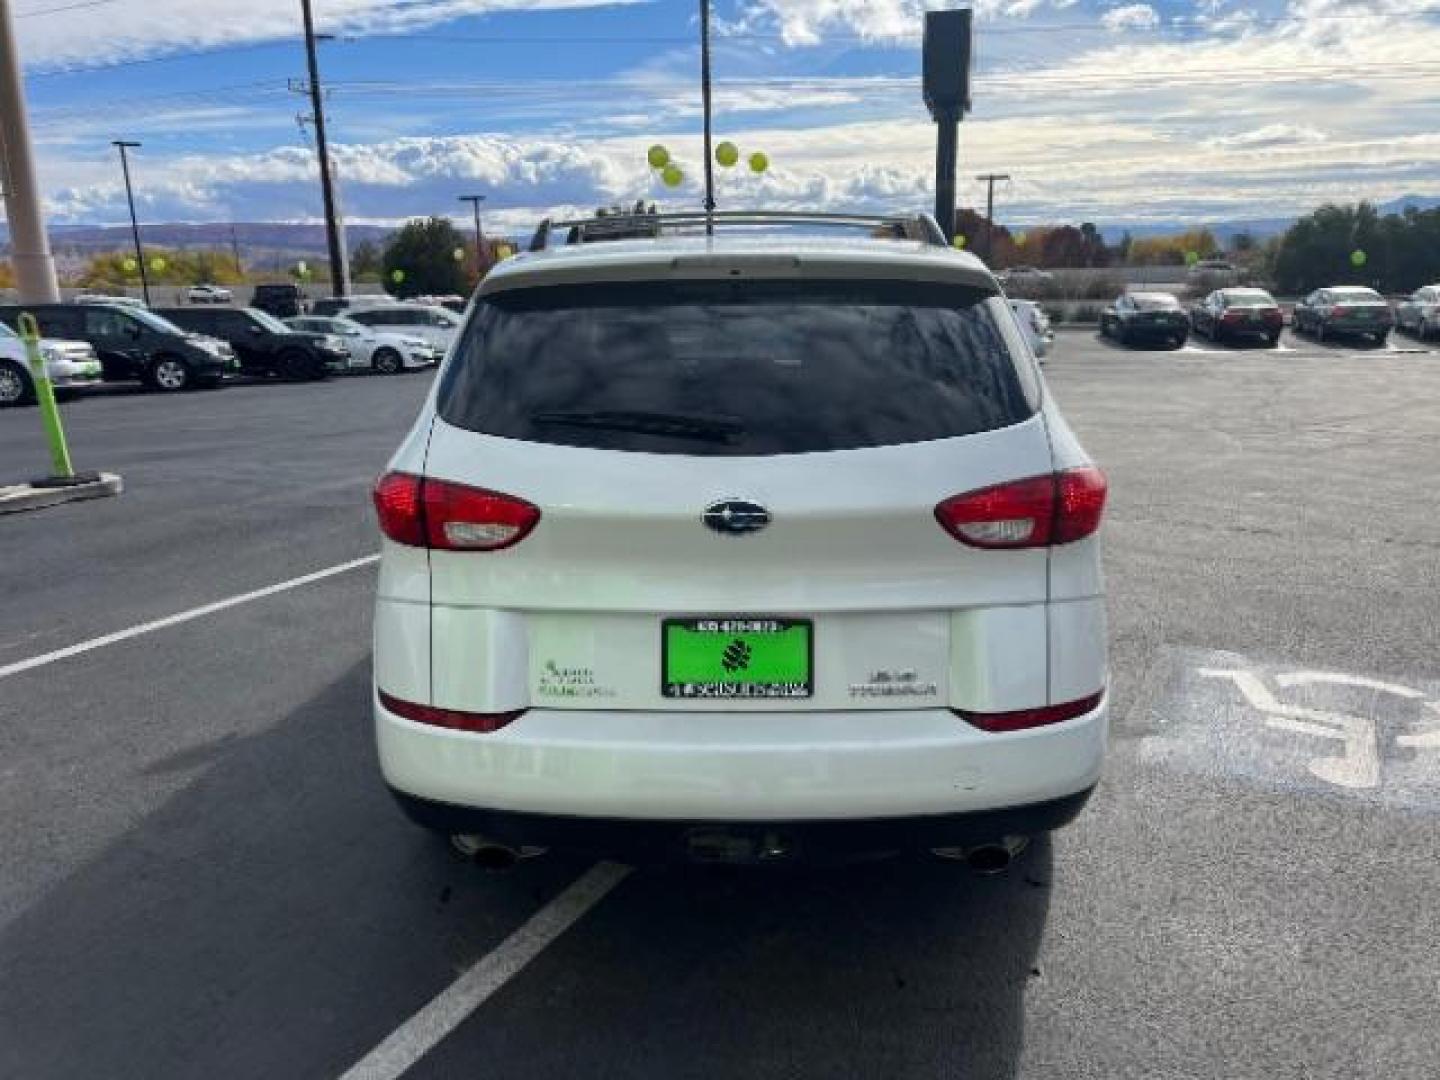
703,499,770,536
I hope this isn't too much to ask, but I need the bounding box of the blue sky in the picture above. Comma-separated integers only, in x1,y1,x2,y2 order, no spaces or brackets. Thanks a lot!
11,0,1440,235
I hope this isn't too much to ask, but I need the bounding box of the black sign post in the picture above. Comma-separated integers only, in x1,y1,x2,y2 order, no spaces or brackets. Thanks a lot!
923,10,973,242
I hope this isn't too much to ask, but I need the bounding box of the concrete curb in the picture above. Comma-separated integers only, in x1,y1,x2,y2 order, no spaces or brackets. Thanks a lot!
0,473,123,516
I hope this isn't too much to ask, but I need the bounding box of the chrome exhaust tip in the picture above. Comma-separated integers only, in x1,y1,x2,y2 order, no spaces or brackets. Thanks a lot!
449,833,546,871
931,835,1030,875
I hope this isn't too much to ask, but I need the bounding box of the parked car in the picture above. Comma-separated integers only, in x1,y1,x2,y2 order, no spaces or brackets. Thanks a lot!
1394,285,1440,340
285,315,442,373
371,212,1109,867
998,265,1054,290
186,284,233,304
0,303,233,391
1190,288,1283,346
414,294,469,314
0,320,103,408
1186,259,1239,283
1099,292,1189,348
157,306,347,380
1008,298,1053,358
71,292,147,308
308,295,391,318
344,304,462,352
250,283,307,320
1291,286,1393,344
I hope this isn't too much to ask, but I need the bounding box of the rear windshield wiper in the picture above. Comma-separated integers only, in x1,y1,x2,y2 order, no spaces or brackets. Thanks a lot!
528,409,745,444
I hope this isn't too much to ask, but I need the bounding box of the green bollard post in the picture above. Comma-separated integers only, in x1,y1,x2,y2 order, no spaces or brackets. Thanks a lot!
18,312,75,479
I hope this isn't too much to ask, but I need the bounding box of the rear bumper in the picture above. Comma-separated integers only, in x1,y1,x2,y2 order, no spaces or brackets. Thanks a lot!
389,785,1097,861
376,692,1108,824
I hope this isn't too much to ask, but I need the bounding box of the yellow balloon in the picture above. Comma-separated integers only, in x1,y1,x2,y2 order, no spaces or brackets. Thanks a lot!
715,141,739,167
748,152,769,174
647,145,670,169
150,257,167,272
1015,232,1027,246
661,164,684,188
953,234,967,249
122,257,137,272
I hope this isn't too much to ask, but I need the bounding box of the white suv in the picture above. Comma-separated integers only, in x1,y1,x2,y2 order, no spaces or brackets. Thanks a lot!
372,212,1108,867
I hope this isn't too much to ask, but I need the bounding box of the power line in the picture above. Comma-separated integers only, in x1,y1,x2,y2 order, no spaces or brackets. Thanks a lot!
15,0,125,17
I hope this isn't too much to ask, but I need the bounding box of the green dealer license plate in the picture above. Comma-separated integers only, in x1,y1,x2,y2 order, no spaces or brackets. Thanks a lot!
662,617,813,699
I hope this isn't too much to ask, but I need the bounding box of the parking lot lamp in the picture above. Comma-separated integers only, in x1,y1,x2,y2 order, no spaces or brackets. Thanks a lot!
111,140,150,305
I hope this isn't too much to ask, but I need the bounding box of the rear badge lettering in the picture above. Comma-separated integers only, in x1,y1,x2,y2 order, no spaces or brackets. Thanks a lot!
849,669,939,699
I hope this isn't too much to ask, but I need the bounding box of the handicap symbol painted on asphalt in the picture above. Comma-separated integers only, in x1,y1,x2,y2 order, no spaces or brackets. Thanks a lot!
1198,668,1440,790
1135,649,1440,809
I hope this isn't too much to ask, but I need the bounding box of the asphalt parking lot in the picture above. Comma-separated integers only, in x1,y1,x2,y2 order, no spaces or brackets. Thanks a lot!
3,329,1439,1079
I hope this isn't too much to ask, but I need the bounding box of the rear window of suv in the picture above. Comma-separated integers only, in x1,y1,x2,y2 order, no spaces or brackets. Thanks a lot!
437,279,1031,456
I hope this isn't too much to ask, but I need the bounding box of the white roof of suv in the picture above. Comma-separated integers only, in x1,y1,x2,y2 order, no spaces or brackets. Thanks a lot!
489,218,998,295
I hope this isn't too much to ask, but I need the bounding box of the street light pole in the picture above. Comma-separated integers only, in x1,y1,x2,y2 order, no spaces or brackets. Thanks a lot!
0,0,60,303
300,0,346,298
112,140,150,305
975,172,1010,261
458,194,486,267
699,0,716,234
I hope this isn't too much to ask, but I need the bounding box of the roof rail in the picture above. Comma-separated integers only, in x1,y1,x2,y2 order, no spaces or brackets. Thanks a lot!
527,210,949,252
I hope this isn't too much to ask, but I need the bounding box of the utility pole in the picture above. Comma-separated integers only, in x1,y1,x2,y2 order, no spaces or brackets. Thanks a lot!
300,0,346,298
229,224,242,277
112,141,150,305
699,0,715,234
0,0,61,303
458,194,486,269
975,172,1010,261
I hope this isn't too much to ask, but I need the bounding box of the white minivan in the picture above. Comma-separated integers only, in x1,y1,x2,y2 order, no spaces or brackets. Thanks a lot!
372,212,1108,868
346,304,462,354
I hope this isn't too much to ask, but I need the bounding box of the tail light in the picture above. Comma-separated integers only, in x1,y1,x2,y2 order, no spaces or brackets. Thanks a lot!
1221,309,1242,323
1331,305,1348,317
954,690,1104,732
373,471,540,551
934,467,1107,549
379,689,525,733
1264,308,1282,322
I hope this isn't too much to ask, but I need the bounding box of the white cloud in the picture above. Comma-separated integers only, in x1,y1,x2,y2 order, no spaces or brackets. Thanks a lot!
1100,4,1159,32
15,0,646,70
1208,124,1329,150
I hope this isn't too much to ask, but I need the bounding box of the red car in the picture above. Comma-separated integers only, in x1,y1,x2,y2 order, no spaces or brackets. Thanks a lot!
1190,288,1283,346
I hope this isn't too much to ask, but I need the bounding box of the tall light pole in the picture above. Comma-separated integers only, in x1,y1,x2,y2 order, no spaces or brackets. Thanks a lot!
1,0,61,303
300,0,345,298
699,0,715,234
112,140,150,305
975,172,1010,261
458,194,486,268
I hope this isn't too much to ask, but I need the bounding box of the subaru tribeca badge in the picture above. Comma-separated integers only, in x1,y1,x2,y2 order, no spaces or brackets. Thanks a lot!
703,499,770,536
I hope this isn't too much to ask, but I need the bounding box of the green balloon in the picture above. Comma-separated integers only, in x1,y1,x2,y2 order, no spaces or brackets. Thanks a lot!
748,152,769,174
1350,249,1368,267
953,234,967,249
1015,232,1027,246
150,256,167,272
1184,250,1200,266
390,269,406,284
715,141,739,168
122,257,138,272
647,144,670,169
661,164,684,188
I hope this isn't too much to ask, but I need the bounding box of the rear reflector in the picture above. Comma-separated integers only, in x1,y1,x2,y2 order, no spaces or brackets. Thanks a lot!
378,689,526,733
935,467,1107,549
954,690,1104,733
373,472,540,551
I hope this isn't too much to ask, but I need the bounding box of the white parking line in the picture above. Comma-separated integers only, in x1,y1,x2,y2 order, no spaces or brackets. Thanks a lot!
0,554,380,681
339,861,632,1080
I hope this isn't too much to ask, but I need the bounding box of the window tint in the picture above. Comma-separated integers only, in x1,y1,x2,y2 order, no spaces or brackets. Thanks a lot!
84,308,131,337
1133,295,1180,310
438,279,1030,457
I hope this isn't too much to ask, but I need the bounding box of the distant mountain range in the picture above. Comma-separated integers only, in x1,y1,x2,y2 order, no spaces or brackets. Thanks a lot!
4,195,1438,256
1100,194,1440,243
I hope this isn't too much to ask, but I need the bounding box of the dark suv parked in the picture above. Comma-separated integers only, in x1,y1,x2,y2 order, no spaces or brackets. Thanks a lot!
251,283,306,319
157,306,348,380
0,303,233,391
